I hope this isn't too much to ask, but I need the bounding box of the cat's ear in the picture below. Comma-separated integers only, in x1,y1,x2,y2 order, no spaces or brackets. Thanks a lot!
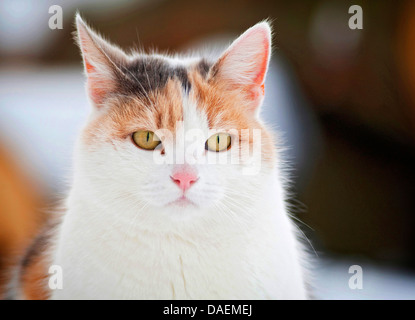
210,22,271,114
75,14,128,108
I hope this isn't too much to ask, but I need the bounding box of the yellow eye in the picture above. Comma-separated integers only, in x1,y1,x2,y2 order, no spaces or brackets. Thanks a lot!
205,133,231,152
132,131,161,150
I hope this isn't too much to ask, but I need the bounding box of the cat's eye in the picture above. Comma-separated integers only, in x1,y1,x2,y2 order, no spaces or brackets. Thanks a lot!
132,131,161,150
205,133,231,152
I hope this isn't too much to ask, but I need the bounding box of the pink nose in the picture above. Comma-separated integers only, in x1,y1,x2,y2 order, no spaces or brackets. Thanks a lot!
171,171,198,192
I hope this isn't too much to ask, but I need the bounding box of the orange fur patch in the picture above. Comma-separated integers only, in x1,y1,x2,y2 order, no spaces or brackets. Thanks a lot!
82,79,184,145
21,253,50,300
18,221,59,300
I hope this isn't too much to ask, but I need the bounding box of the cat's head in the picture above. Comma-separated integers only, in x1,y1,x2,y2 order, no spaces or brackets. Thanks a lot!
73,14,276,219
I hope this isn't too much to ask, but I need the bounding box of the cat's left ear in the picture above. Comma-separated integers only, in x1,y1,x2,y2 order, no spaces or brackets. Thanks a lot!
210,22,271,115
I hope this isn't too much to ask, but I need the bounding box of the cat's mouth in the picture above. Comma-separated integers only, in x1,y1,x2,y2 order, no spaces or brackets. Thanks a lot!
168,195,196,207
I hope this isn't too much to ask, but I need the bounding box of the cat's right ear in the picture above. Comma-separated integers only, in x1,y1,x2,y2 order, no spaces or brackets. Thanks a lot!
75,14,127,108
209,22,271,115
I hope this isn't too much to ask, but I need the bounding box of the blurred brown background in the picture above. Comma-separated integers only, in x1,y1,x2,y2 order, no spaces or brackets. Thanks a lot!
1,0,415,298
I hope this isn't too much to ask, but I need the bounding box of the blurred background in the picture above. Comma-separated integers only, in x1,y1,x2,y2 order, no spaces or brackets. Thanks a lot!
1,0,415,299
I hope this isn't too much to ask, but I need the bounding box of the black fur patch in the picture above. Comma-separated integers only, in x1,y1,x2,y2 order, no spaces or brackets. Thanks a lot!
116,57,213,98
196,59,212,78
19,219,59,281
118,57,191,96
21,232,50,270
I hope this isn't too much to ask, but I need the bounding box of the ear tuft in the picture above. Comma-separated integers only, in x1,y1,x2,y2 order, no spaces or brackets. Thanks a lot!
211,21,272,114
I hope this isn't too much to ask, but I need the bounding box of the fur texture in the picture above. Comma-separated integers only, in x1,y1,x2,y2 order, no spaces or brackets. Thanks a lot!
13,15,310,299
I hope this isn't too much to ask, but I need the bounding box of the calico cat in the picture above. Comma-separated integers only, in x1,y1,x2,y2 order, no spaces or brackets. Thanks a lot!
7,14,309,299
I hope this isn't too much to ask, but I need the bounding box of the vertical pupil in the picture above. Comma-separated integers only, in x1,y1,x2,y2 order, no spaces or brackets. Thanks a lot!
217,135,220,145
146,132,150,142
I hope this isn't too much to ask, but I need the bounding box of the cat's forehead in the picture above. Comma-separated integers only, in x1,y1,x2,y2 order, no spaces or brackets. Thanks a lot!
115,56,250,129
84,55,255,144
117,56,212,97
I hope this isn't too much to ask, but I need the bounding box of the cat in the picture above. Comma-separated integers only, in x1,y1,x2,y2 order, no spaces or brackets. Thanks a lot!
7,14,310,299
